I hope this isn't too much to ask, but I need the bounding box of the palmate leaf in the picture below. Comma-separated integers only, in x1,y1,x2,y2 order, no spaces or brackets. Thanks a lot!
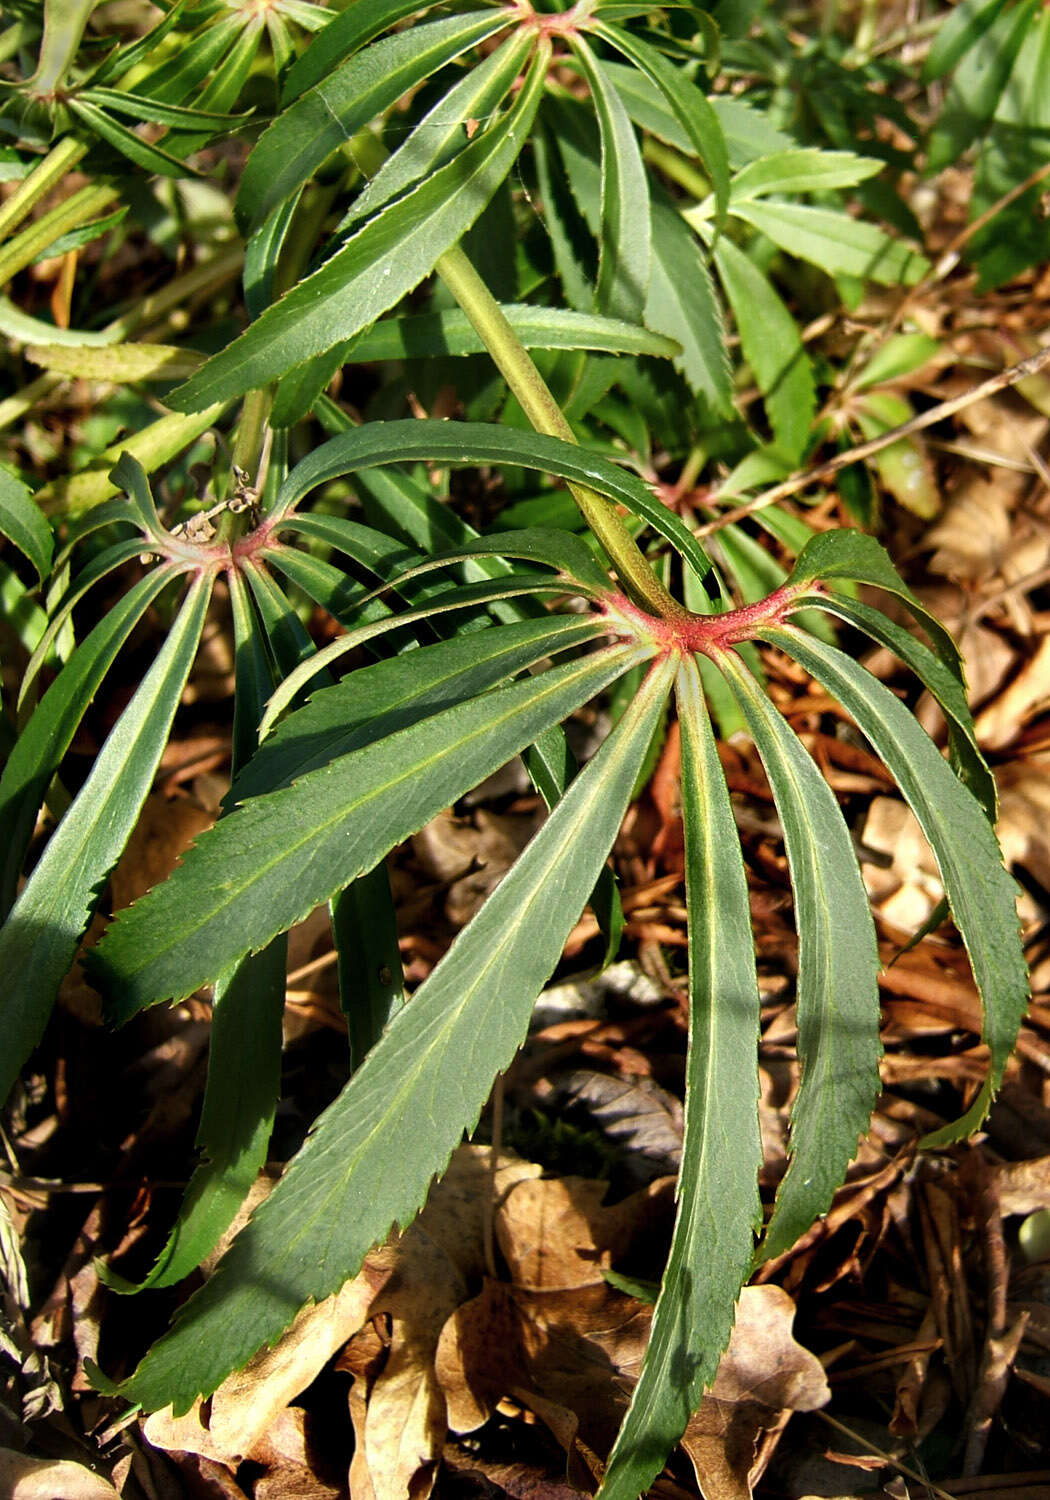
101,653,675,1414
764,625,1028,1146
170,53,550,412
717,650,882,1265
88,641,651,1017
599,656,762,1500
0,575,211,1106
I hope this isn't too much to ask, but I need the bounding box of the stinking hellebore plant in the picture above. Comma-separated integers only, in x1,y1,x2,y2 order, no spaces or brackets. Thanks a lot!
0,2,1031,1498
62,407,1026,1500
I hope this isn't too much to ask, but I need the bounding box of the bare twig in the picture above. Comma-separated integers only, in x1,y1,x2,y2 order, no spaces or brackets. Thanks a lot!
698,342,1050,537
963,1159,1026,1475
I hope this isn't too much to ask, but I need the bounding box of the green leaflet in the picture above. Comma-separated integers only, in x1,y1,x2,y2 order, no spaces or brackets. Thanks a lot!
571,40,651,324
80,86,248,131
283,0,456,101
925,0,1038,172
0,575,211,1107
717,651,882,1266
88,642,651,1017
764,625,1029,1147
599,656,762,1500
0,568,175,918
807,593,995,821
646,194,732,413
105,653,675,1415
340,305,681,363
922,0,1012,81
67,98,205,180
339,28,534,232
170,53,550,412
712,235,814,460
727,149,883,203
732,201,930,287
591,21,731,226
236,11,509,233
234,616,609,799
269,419,712,583
546,92,732,413
785,529,964,682
258,575,572,729
0,466,52,584
21,538,156,706
105,570,289,1295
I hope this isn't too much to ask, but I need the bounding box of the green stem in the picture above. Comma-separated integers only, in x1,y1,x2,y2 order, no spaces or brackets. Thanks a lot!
435,244,683,618
0,135,88,245
0,181,119,289
643,139,710,204
231,386,273,480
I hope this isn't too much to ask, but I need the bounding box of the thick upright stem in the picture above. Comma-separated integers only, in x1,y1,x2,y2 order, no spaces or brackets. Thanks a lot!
435,244,683,617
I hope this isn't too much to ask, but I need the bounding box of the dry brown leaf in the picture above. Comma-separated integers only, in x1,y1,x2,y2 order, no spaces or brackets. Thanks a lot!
860,798,943,931
413,809,541,926
680,1286,829,1500
993,1154,1050,1216
994,754,1050,889
109,792,215,912
0,1450,122,1499
497,1173,673,1291
975,636,1050,749
345,1150,541,1500
143,1267,380,1465
252,1407,348,1499
925,480,1013,581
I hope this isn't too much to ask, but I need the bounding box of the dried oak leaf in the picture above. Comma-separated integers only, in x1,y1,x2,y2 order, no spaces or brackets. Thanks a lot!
679,1285,830,1500
0,1450,122,1499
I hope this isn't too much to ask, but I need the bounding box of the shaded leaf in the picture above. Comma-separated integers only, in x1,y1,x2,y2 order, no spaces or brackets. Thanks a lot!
764,625,1028,1147
600,656,763,1500
0,466,52,585
0,576,211,1106
717,651,882,1265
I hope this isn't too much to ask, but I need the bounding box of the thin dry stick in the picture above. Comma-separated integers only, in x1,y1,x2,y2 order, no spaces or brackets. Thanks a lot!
482,1071,505,1281
963,1162,1023,1476
698,342,1050,537
817,1411,957,1500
